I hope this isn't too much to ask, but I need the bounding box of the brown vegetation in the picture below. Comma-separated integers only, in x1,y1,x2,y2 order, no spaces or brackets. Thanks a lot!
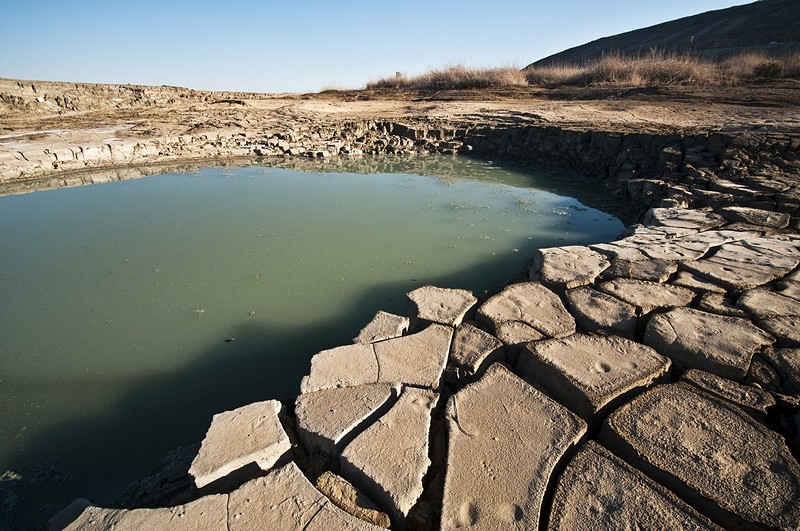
366,65,527,90
367,52,800,91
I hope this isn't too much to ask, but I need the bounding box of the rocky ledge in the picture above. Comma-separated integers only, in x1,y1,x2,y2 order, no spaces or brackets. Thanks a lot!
54,198,800,529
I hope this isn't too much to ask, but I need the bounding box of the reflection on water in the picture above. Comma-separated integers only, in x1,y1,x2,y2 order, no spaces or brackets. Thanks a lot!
0,156,624,529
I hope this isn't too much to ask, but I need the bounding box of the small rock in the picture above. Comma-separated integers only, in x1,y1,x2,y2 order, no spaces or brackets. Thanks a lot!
681,369,775,418
644,307,774,380
531,245,610,291
353,310,409,344
477,281,575,339
564,286,637,338
598,278,695,314
189,401,290,490
406,285,477,326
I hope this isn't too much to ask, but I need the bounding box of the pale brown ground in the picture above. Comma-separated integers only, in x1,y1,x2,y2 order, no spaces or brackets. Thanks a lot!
2,80,799,167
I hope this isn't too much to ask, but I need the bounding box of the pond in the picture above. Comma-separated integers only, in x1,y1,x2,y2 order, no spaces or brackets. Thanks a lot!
0,155,625,528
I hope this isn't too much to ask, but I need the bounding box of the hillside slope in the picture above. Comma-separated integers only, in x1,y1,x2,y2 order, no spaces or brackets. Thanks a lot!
528,0,800,67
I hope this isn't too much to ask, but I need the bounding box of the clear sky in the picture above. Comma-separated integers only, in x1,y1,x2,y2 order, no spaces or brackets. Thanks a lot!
1,0,752,93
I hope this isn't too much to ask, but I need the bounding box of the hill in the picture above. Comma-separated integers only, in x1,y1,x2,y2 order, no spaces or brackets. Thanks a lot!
528,0,800,67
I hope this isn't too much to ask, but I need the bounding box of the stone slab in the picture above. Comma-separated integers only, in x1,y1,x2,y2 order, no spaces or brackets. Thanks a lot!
373,323,452,389
301,343,379,393
644,307,774,380
447,323,504,382
564,286,637,338
63,494,228,531
718,206,790,228
764,348,800,394
681,369,775,418
518,333,670,421
440,363,586,530
774,279,800,301
643,207,726,231
601,258,677,283
477,281,575,339
598,278,695,314
531,245,609,290
353,310,409,344
737,288,800,320
698,292,748,318
228,462,382,530
590,241,651,262
758,316,800,347
340,387,438,528
599,383,800,530
189,400,290,489
295,383,398,456
548,441,720,530
494,321,545,347
670,271,727,294
681,238,800,291
407,285,477,326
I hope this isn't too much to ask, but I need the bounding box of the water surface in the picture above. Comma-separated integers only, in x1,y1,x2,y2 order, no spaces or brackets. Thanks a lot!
0,156,624,528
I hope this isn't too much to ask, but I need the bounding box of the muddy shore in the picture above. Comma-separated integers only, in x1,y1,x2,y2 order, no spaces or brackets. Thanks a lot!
3,77,800,530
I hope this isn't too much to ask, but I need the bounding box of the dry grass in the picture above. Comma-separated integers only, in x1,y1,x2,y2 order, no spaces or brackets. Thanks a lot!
367,65,527,90
365,51,799,92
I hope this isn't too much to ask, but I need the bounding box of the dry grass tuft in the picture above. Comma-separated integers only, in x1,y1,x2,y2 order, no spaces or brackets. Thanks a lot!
525,52,722,87
367,65,527,90
366,51,800,91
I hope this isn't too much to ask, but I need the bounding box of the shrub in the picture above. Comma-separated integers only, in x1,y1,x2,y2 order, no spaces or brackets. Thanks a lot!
754,60,784,78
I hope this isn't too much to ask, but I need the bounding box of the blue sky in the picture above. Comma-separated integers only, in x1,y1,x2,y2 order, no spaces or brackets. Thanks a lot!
1,0,751,93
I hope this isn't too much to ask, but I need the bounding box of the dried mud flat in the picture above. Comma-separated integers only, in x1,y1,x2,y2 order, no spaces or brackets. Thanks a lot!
3,78,800,530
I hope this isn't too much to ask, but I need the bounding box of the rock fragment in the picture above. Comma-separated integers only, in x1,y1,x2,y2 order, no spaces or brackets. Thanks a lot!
757,316,800,347
440,363,586,530
373,323,452,390
548,441,720,530
602,257,677,282
518,333,670,421
64,495,228,531
763,348,800,394
295,383,398,457
407,285,477,326
494,320,545,347
228,462,382,530
680,369,775,418
301,343,378,393
697,292,748,318
644,307,774,380
339,387,438,528
599,383,800,530
531,245,609,290
564,286,637,338
670,271,727,294
446,323,504,383
643,207,726,231
189,400,290,489
315,471,391,529
681,238,799,291
354,310,409,344
598,278,695,314
717,206,790,229
737,288,800,320
477,281,575,339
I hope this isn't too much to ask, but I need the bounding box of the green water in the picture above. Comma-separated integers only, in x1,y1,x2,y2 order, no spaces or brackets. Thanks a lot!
0,156,624,529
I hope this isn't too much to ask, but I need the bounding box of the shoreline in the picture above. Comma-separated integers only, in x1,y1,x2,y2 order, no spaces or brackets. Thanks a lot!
2,78,799,530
